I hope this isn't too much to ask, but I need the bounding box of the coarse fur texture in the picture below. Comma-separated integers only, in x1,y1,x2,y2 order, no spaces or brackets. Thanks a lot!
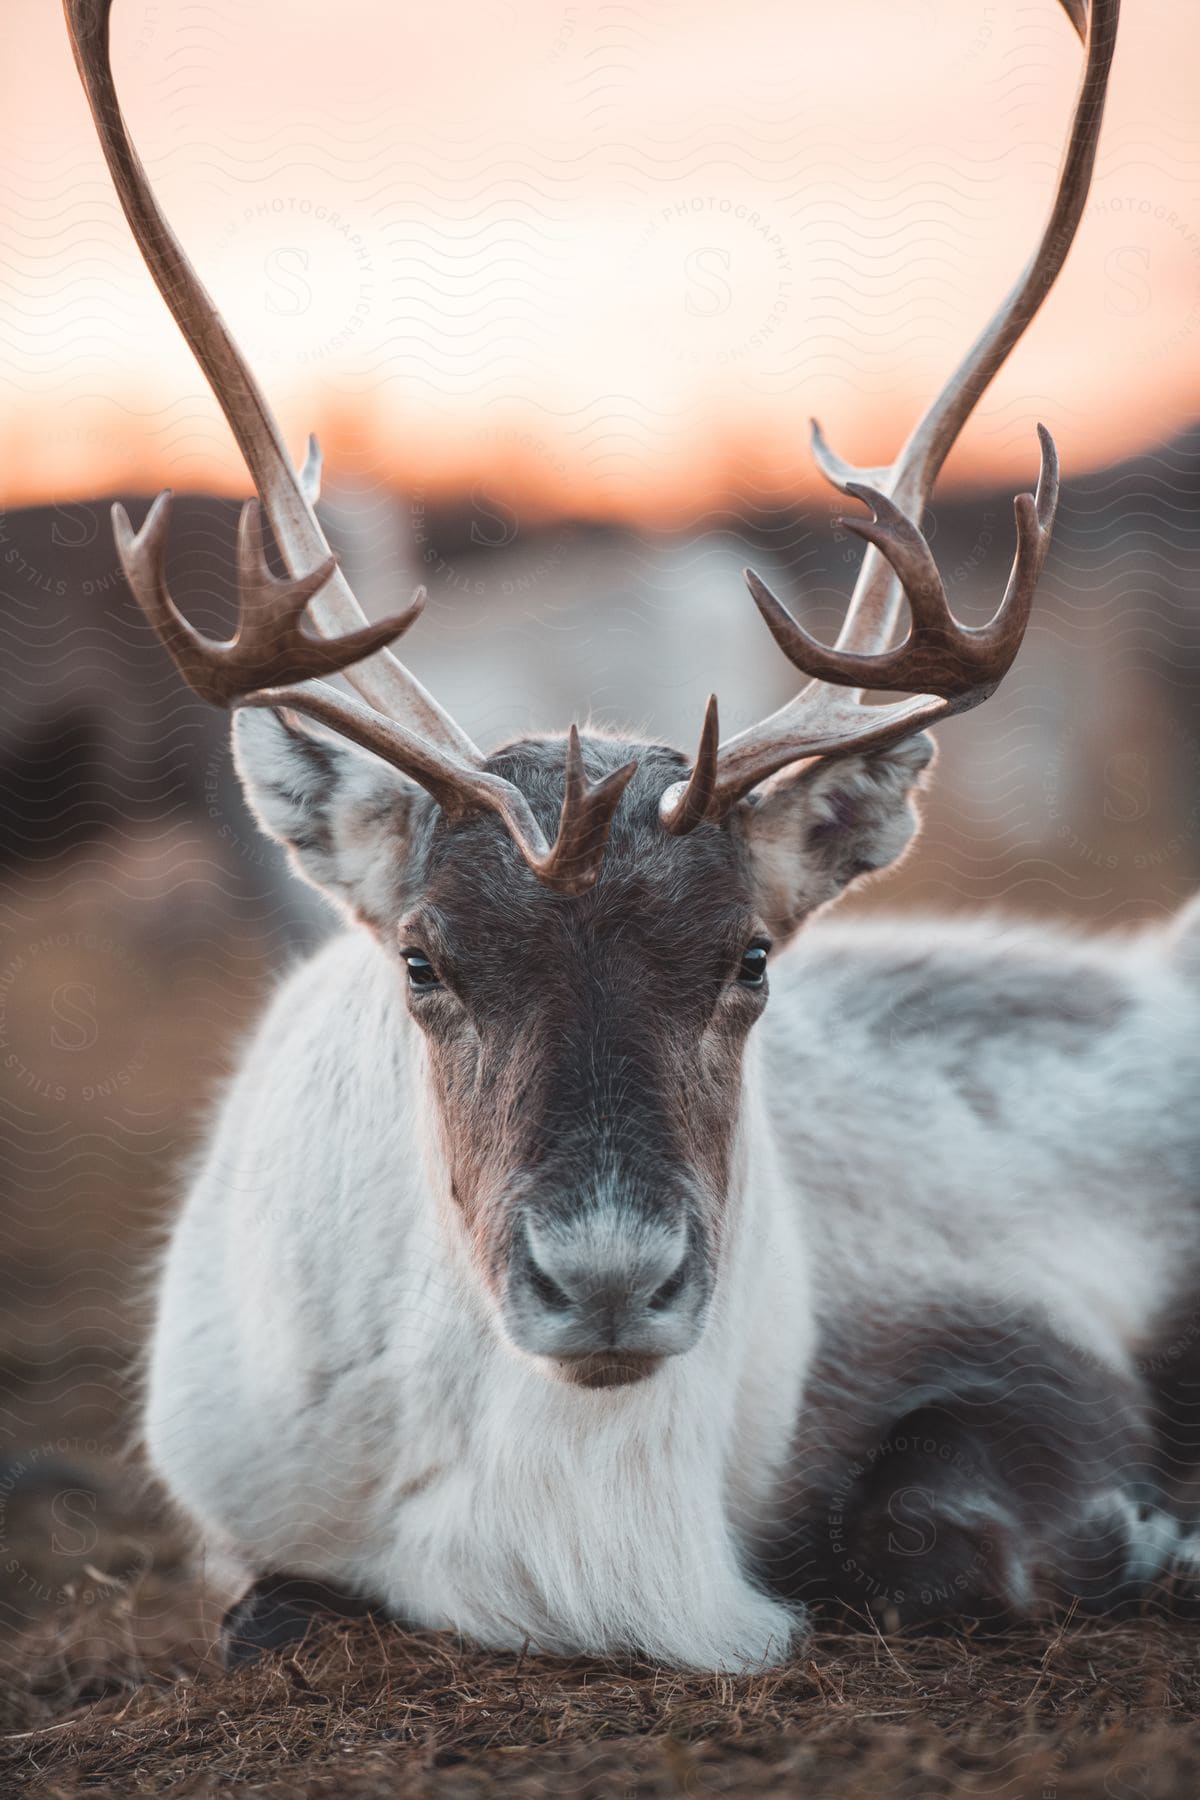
140,715,1200,1671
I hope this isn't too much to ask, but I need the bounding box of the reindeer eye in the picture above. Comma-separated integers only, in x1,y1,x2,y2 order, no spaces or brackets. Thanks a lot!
402,951,440,991
738,942,769,988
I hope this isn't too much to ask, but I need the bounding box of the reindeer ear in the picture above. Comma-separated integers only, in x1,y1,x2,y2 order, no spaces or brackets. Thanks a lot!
232,708,430,925
738,733,934,938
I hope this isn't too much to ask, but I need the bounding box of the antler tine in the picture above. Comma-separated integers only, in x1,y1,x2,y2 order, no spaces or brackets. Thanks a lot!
298,435,323,507
1059,0,1089,43
809,419,890,495
660,696,719,838
113,491,426,709
664,0,1115,828
979,421,1060,664
64,0,478,762
532,727,640,896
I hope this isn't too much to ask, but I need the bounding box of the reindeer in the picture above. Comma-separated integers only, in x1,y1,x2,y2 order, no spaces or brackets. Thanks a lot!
66,0,1200,1673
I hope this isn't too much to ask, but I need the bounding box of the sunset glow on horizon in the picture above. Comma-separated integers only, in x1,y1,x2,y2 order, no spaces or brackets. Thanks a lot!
2,0,1198,523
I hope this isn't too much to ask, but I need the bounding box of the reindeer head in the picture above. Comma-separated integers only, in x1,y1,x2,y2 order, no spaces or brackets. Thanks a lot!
67,0,1116,1387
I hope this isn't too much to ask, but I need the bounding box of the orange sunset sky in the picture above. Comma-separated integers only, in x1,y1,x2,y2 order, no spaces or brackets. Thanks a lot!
2,0,1198,523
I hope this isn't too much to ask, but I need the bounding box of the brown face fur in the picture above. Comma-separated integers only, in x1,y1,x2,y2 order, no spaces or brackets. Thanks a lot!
394,738,770,1326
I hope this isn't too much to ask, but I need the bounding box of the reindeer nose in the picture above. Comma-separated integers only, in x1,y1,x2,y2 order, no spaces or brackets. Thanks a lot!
504,1210,708,1378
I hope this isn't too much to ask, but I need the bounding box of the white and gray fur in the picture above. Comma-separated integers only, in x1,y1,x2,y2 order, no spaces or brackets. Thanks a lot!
141,711,1200,1671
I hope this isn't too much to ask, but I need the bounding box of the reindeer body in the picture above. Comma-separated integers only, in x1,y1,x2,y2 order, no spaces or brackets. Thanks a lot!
143,745,1200,1670
67,0,1146,1677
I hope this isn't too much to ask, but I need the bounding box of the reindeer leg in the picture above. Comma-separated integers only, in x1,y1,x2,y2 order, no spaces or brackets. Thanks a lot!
220,1574,378,1666
834,1401,1167,1630
782,1306,1167,1630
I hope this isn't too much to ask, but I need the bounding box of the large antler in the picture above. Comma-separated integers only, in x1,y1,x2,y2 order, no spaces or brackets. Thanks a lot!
662,0,1118,829
64,0,634,896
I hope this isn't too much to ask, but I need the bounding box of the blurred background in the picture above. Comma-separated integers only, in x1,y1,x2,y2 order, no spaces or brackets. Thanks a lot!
0,0,1198,1648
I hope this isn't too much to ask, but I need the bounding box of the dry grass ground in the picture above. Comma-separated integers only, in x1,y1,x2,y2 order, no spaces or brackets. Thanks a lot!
2,1527,1200,1798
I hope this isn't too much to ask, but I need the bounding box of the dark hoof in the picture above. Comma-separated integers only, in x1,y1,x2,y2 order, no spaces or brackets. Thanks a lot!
220,1573,375,1667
